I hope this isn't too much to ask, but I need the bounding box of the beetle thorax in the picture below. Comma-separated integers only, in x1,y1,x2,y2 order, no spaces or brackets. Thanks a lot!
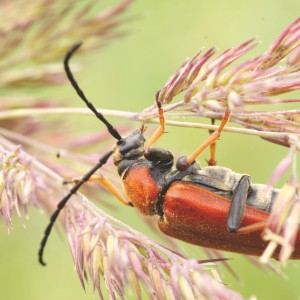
123,164,161,215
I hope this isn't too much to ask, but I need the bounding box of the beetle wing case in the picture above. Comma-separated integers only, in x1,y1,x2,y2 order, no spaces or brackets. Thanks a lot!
159,181,300,259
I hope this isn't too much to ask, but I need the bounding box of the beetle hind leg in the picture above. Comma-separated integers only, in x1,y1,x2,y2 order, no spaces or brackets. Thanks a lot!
207,118,217,166
236,221,267,235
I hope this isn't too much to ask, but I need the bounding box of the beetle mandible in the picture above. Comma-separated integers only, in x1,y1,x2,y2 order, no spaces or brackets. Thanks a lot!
38,43,300,265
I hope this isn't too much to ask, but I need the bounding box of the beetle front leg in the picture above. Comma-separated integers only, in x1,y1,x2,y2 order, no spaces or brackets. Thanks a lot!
227,175,251,232
64,174,132,206
145,93,166,152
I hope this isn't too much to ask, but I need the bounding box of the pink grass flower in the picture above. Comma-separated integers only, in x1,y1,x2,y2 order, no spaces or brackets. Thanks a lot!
157,18,300,112
0,146,38,230
65,201,241,300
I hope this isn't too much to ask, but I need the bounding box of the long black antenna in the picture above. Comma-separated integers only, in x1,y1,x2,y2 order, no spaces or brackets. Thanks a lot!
38,151,113,266
64,42,123,142
39,43,123,265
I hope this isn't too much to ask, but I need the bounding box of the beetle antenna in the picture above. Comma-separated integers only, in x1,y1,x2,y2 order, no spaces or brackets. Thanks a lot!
38,150,113,266
64,42,123,142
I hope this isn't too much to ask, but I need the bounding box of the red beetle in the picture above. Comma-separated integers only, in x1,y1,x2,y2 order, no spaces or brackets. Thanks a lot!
38,43,300,265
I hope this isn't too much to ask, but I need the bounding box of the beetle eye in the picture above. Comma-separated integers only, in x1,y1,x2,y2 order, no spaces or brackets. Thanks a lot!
119,140,140,154
118,129,145,156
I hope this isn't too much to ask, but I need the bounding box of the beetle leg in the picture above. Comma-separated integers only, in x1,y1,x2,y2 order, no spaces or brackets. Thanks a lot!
227,175,251,232
236,220,267,235
186,110,230,166
207,119,217,166
145,94,165,152
64,174,131,206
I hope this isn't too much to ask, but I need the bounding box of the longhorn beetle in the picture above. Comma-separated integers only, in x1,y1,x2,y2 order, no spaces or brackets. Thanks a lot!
38,43,300,265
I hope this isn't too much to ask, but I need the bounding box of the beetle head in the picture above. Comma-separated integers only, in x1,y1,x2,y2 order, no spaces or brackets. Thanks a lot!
113,129,146,164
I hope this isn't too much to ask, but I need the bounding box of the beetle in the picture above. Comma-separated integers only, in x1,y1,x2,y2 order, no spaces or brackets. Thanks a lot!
38,43,300,265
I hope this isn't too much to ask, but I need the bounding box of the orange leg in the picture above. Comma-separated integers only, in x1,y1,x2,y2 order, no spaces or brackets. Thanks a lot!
145,95,166,152
236,221,267,235
65,174,131,206
207,119,217,166
186,110,230,165
208,140,217,166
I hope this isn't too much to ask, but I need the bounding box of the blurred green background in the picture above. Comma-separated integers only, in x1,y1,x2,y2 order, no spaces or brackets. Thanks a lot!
1,1,300,299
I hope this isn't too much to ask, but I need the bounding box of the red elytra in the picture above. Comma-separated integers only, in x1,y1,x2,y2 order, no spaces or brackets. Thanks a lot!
122,160,300,260
160,182,300,259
